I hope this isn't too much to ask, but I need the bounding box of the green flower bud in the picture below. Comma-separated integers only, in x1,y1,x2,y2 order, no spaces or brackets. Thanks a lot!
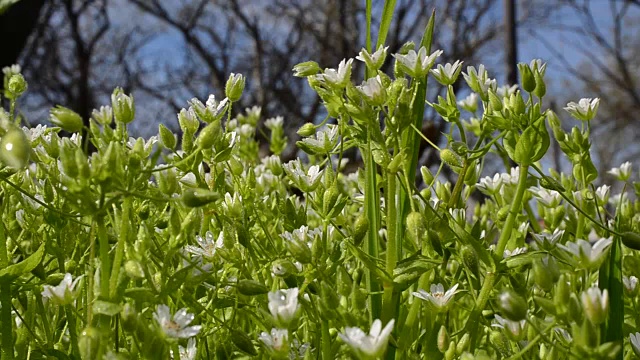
178,108,199,134
444,341,456,360
440,148,464,170
293,61,321,77
297,122,316,137
518,63,536,93
111,87,135,124
158,124,176,150
488,90,503,112
196,120,221,149
456,333,470,355
50,105,84,133
461,245,479,277
621,232,640,251
406,211,425,240
231,329,258,355
498,290,528,321
182,188,219,207
532,256,559,291
437,326,449,353
490,330,511,358
124,260,145,278
353,214,369,247
0,128,30,169
420,166,435,185
78,327,102,360
8,74,27,98
225,73,245,102
237,279,269,296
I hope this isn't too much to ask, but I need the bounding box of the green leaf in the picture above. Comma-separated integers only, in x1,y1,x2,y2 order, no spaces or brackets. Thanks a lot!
0,0,21,15
93,300,122,317
376,0,398,49
0,242,45,283
513,122,550,165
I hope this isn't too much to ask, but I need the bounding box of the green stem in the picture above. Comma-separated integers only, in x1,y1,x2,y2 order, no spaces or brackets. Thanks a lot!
496,165,530,255
448,160,469,208
398,272,430,353
575,212,585,240
467,271,497,352
382,170,398,325
65,305,81,357
0,199,14,360
364,133,382,322
321,321,332,360
109,196,132,300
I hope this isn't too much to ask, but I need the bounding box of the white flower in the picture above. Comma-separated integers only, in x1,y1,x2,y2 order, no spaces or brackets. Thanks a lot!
581,287,608,325
458,93,478,113
476,174,503,195
221,192,243,218
356,45,389,70
185,231,224,260
554,327,573,344
430,60,464,85
462,64,496,100
268,288,300,326
283,159,324,192
594,185,610,204
564,98,599,121
2,64,21,76
531,229,564,250
608,161,632,181
503,247,527,258
492,314,526,340
357,75,386,105
496,84,519,98
412,283,460,312
299,124,340,153
529,186,561,207
153,305,202,338
448,208,466,225
321,58,353,88
630,332,640,358
259,328,289,355
42,273,83,305
393,47,443,78
339,319,395,359
171,338,197,360
623,275,638,294
188,95,228,122
265,116,284,130
558,238,612,269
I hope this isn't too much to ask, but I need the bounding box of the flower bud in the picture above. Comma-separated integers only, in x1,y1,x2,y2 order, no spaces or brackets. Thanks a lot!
178,108,199,134
297,123,316,137
444,341,456,360
352,214,369,247
498,290,528,321
231,329,258,355
420,165,434,185
158,124,176,150
490,330,511,358
621,232,640,251
237,279,269,296
111,87,135,124
437,326,449,353
91,105,113,126
488,90,503,112
196,120,221,149
225,73,245,102
50,105,84,133
182,188,219,207
581,287,608,325
456,333,470,355
8,74,27,98
406,211,426,245
440,149,464,170
533,70,546,98
0,128,30,169
518,63,535,93
78,327,101,360
293,61,321,77
461,245,479,277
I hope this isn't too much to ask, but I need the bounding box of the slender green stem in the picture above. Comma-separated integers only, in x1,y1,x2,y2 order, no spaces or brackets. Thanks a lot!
448,160,469,208
110,196,132,299
496,165,530,255
65,305,81,357
382,170,398,325
321,321,332,360
0,198,14,360
467,271,497,351
364,132,382,322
